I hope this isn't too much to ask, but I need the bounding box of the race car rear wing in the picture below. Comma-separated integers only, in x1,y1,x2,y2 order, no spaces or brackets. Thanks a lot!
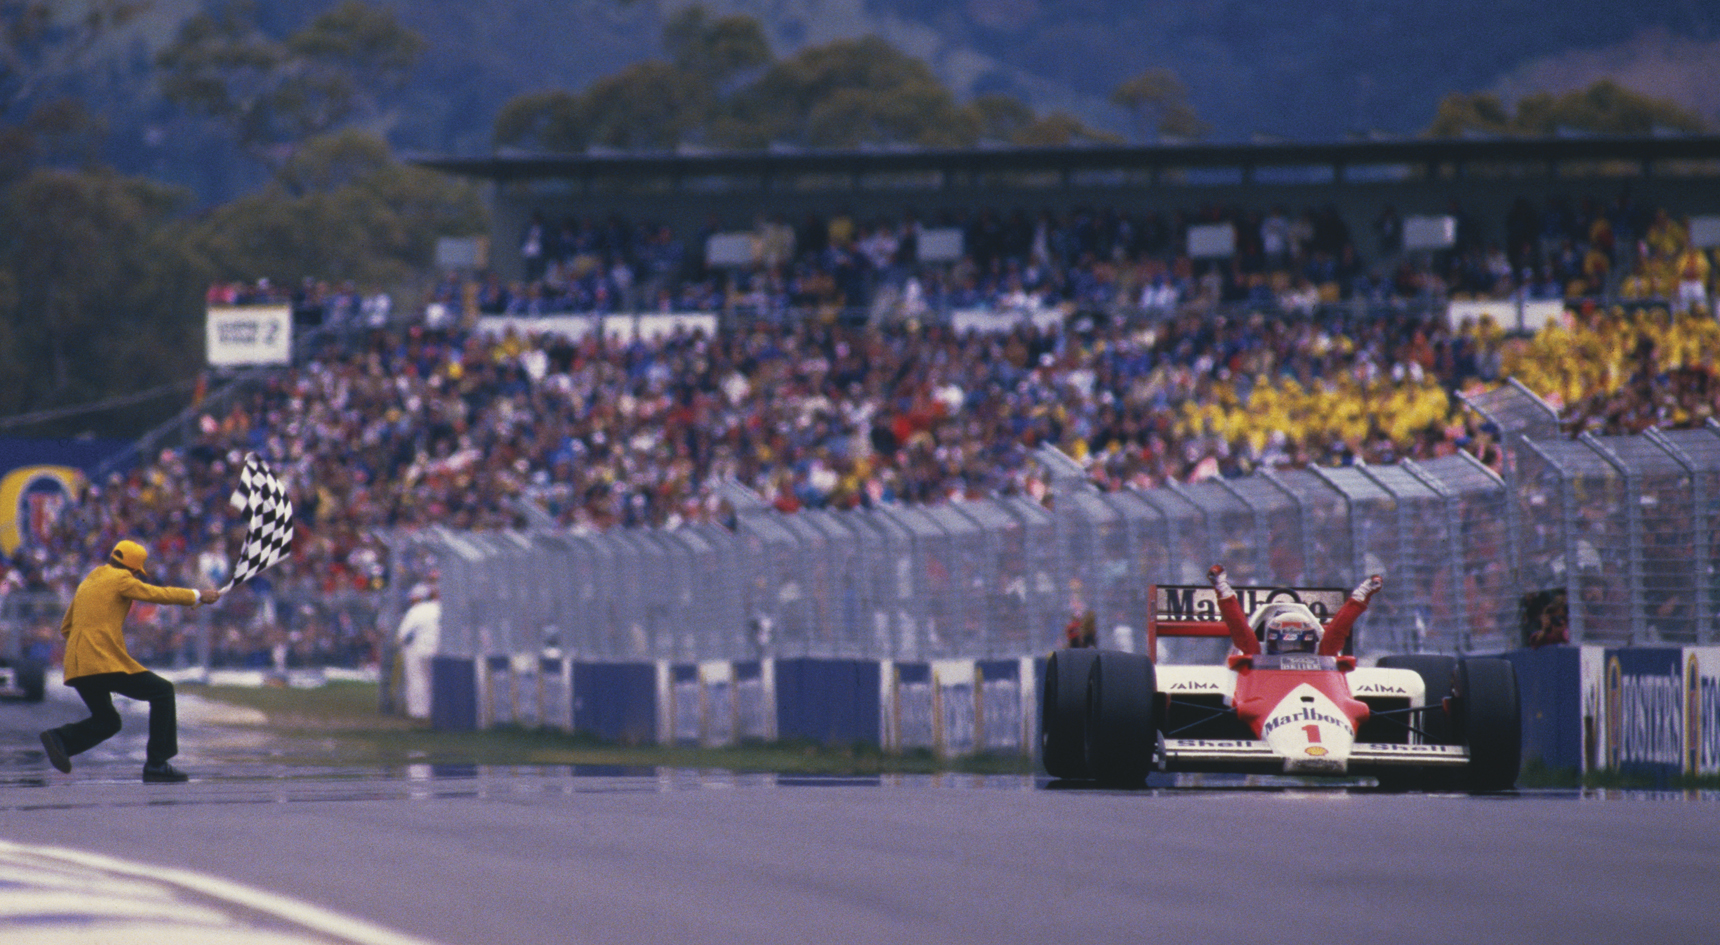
1146,583,1353,660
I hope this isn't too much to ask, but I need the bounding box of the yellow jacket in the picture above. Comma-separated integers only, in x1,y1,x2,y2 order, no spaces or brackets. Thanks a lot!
60,564,198,680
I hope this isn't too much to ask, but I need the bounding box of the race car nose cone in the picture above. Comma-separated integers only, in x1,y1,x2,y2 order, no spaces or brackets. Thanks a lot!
1261,684,1355,774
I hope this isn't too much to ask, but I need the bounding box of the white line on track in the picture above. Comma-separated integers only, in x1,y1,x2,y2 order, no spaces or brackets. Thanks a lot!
0,839,442,945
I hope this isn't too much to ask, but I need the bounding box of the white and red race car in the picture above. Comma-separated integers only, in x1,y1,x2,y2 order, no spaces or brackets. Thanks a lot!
1041,583,1521,791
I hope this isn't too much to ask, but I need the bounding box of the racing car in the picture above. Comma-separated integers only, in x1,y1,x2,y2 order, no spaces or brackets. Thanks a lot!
1041,581,1521,791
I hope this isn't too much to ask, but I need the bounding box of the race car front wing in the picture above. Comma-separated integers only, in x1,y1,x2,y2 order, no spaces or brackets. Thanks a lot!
1160,737,1470,775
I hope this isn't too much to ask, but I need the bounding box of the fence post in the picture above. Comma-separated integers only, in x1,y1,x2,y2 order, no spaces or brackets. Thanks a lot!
1644,428,1710,644
1402,458,1471,653
1258,469,1308,586
1212,477,1269,579
1163,480,1219,576
1516,438,1584,644
1307,466,1365,582
1579,433,1645,645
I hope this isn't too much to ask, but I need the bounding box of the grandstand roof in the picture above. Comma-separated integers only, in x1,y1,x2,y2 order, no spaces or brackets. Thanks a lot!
410,135,1720,185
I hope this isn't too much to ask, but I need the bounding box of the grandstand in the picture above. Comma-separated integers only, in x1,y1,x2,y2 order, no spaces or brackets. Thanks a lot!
4,136,1720,671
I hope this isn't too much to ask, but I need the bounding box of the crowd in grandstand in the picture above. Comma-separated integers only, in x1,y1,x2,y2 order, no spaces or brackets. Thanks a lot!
4,191,1719,669
471,189,1715,325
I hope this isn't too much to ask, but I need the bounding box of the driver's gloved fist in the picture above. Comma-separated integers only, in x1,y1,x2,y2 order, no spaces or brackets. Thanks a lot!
1353,574,1383,603
1208,564,1235,599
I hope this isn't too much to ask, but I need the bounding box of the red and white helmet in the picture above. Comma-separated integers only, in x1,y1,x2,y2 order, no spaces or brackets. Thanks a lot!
1264,611,1322,654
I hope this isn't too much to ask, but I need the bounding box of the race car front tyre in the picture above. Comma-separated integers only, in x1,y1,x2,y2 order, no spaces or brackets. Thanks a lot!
1041,648,1100,779
1453,657,1522,792
1083,651,1157,785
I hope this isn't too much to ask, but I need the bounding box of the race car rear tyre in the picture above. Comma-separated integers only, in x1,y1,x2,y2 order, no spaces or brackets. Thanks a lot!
1084,651,1157,785
1041,649,1100,779
1375,654,1457,745
1453,657,1521,792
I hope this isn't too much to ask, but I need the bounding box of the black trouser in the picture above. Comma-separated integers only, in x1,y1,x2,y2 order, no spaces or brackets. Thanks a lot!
54,671,177,765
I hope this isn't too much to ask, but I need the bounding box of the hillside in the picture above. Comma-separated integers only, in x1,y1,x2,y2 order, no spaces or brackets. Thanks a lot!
39,0,1720,205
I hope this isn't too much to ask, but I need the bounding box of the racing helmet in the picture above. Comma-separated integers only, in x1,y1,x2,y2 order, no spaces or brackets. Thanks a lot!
1264,611,1321,654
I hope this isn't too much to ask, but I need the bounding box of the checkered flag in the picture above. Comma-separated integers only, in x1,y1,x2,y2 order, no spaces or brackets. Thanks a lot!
221,453,294,593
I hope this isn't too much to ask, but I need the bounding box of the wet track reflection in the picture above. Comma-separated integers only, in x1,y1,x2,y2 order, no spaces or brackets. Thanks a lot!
4,755,1716,812
5,697,1720,945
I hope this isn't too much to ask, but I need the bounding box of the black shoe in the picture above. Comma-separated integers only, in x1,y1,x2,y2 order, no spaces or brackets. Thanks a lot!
141,762,190,783
39,730,70,773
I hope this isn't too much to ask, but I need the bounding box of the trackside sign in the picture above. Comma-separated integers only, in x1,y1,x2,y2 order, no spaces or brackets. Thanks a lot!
1151,584,1349,622
1603,648,1720,778
207,305,291,366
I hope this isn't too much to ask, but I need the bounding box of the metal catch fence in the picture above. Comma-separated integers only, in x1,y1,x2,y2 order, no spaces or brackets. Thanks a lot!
412,411,1720,663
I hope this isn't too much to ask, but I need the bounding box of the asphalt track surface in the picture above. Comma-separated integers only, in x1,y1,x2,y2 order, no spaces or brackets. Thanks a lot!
3,690,1718,945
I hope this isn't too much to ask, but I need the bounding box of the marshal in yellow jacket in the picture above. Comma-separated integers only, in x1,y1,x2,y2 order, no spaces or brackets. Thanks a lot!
60,563,200,680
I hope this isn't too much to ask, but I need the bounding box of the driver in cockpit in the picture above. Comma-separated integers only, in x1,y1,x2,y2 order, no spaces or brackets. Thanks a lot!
1207,564,1382,659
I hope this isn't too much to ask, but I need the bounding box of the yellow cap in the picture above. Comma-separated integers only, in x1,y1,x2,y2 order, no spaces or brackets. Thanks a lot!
110,540,149,574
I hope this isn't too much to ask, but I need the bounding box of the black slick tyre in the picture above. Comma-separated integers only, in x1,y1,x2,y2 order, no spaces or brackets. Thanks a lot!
1453,657,1522,792
1083,650,1157,786
1041,648,1100,779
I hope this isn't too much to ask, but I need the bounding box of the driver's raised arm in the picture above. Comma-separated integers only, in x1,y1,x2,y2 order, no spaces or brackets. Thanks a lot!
1208,565,1259,656
1318,574,1383,656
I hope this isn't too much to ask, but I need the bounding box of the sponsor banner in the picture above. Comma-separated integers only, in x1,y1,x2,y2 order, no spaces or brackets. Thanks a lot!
667,662,741,747
889,660,1030,757
633,313,718,342
539,657,572,731
475,314,599,342
512,654,543,728
1447,298,1565,333
889,662,937,752
950,307,1063,335
206,305,291,366
977,659,1029,753
473,312,719,345
734,660,775,742
1152,584,1349,622
0,464,85,556
699,661,735,747
669,663,701,745
1604,648,1685,779
1688,648,1720,776
479,655,508,728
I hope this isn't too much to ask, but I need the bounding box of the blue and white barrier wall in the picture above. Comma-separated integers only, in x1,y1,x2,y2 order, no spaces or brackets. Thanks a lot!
885,659,1035,757
432,648,1720,778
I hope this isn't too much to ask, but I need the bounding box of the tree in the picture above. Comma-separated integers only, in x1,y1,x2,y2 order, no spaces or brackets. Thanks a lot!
580,61,708,149
175,130,487,289
965,94,1035,144
0,167,194,415
492,89,587,152
1111,67,1210,142
156,0,425,166
1425,79,1708,137
1009,111,1124,147
663,6,770,89
1,0,145,118
492,10,1117,154
720,35,980,148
